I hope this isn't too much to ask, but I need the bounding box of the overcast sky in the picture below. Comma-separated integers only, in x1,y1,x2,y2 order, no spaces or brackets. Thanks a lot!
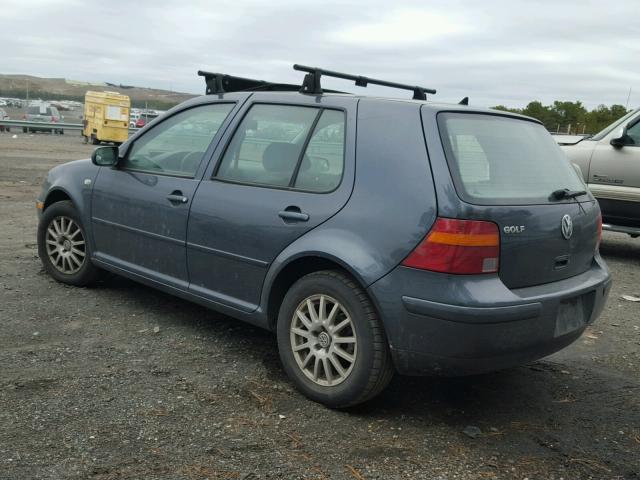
1,0,639,109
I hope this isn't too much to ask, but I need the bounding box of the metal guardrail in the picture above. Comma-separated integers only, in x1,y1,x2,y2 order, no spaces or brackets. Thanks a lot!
0,119,140,134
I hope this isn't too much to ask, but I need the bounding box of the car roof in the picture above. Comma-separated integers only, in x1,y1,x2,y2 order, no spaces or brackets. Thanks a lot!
180,90,540,125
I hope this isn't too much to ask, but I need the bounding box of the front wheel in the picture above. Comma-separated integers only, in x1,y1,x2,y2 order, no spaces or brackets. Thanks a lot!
37,201,103,286
277,270,394,408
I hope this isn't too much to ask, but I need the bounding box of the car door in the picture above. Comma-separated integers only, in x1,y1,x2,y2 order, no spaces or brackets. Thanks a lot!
588,116,640,227
186,94,357,312
90,101,238,289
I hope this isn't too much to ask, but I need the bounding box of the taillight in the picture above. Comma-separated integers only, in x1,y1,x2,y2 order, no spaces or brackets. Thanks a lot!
402,218,500,274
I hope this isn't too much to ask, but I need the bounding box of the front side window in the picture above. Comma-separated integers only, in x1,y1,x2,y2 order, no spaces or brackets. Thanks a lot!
216,104,346,191
121,103,234,177
438,112,585,205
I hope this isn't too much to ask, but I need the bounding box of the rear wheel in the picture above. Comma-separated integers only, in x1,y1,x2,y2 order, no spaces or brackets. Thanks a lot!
91,134,99,145
277,270,394,408
37,201,103,286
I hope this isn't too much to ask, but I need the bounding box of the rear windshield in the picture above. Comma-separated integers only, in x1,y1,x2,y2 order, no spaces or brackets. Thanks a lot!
28,106,52,115
438,112,585,205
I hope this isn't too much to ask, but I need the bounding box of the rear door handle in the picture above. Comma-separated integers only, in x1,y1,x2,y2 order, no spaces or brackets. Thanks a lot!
167,191,189,204
278,207,309,222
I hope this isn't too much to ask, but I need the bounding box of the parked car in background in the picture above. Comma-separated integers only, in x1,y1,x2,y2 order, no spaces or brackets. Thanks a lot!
0,108,10,132
35,66,611,407
134,112,159,128
129,112,141,128
561,108,640,238
24,105,64,134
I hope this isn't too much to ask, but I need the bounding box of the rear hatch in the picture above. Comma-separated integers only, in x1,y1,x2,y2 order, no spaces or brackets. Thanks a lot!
436,112,599,289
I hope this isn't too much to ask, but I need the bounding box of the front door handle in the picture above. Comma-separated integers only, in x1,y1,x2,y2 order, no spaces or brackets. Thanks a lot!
167,191,189,204
278,206,309,222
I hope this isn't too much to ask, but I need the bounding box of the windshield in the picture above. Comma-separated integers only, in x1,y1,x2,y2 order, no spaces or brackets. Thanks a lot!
438,112,586,205
590,108,638,141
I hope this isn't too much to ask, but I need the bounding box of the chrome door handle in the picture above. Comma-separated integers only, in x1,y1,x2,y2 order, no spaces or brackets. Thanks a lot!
167,193,188,204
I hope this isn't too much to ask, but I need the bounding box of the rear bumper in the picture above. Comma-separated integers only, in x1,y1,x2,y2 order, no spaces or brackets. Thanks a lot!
368,256,611,376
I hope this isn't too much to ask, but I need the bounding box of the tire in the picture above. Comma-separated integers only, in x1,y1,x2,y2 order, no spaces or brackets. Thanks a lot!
37,200,103,286
277,270,394,408
91,135,99,145
22,127,27,133
59,129,64,135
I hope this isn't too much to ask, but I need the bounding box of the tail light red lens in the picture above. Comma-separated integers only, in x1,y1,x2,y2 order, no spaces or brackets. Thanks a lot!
402,218,500,274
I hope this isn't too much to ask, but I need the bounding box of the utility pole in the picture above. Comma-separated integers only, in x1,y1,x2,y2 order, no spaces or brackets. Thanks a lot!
625,87,632,110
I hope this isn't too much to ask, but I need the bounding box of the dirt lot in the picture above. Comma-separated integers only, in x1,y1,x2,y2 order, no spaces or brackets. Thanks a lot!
0,132,639,480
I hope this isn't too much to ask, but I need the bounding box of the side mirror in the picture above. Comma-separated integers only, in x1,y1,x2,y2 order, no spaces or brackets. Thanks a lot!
610,124,634,149
610,134,626,149
91,146,119,166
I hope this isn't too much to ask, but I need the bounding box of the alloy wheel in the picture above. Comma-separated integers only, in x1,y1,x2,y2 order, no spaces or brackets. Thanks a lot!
45,216,86,275
290,294,357,387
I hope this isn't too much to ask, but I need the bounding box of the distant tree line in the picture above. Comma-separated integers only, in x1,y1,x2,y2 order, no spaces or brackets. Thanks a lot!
492,101,630,135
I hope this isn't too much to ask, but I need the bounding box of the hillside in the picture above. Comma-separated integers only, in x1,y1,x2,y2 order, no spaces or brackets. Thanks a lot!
0,74,197,109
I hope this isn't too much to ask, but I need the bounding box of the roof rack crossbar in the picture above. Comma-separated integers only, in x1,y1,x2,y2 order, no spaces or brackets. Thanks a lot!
197,70,313,95
293,64,436,100
197,70,270,94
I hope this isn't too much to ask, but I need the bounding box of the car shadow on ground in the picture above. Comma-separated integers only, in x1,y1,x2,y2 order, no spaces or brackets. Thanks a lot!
599,233,640,263
96,273,638,422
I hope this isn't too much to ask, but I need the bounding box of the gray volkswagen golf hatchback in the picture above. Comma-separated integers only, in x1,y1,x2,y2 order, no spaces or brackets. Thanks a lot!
36,66,611,407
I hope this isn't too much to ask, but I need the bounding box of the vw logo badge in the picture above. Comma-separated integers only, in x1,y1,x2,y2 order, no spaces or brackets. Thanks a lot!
561,214,573,240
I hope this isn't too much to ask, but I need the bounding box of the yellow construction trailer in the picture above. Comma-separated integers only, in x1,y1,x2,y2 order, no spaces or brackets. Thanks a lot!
82,91,130,145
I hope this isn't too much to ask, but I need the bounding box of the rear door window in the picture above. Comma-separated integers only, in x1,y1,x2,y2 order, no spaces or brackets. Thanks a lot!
294,109,345,192
216,104,345,192
438,112,586,205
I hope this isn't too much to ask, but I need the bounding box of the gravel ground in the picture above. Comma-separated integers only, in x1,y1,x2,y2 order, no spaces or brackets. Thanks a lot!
0,132,639,480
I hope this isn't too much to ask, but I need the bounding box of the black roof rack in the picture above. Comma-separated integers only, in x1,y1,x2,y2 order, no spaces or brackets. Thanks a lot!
293,64,436,100
197,65,437,100
197,70,302,95
197,70,347,96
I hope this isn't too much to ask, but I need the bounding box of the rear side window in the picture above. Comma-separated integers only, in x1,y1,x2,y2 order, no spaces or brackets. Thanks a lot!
216,104,345,192
295,110,345,192
438,113,585,205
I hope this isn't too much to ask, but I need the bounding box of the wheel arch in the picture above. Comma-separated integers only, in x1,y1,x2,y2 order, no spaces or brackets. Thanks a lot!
43,188,73,210
264,253,370,331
